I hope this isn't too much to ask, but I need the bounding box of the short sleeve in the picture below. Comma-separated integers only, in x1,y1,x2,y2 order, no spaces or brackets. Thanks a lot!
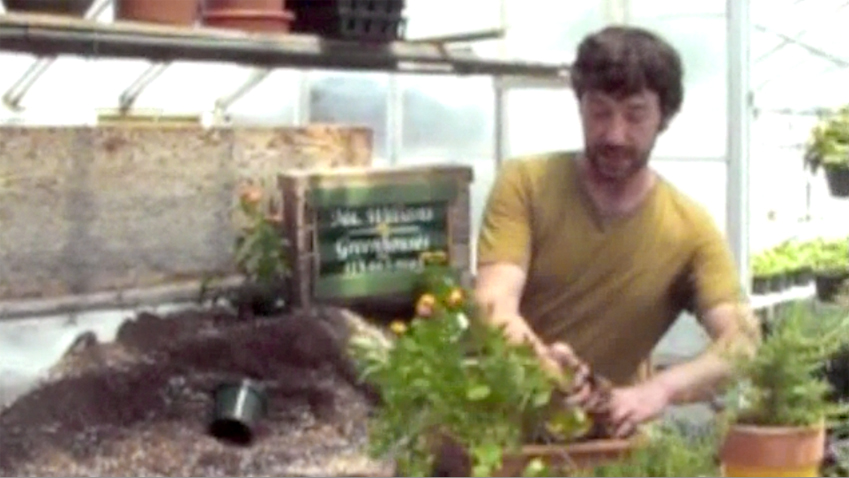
691,220,744,316
476,160,532,268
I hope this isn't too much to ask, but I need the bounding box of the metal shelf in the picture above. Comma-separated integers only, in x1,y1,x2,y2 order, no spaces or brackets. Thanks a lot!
0,13,570,79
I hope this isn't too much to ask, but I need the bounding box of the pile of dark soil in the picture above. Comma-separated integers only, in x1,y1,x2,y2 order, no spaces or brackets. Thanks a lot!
0,306,391,477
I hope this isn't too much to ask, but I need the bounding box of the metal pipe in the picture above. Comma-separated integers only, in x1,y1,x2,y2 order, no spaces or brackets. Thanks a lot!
406,28,505,45
118,61,171,112
0,20,568,78
726,0,751,288
1,0,112,111
2,58,57,110
213,67,273,118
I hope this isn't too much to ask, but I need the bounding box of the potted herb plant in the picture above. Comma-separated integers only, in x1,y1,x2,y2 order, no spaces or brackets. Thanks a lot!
578,422,721,477
229,179,290,316
751,251,774,295
811,237,849,303
792,240,817,286
720,302,849,477
804,106,849,198
349,257,641,477
751,250,788,294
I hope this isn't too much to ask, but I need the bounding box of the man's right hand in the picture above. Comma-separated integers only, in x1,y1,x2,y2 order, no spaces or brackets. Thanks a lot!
546,342,606,411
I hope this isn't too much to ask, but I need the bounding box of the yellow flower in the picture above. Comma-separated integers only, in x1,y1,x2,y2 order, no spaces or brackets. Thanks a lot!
390,320,407,335
446,288,465,308
415,294,437,318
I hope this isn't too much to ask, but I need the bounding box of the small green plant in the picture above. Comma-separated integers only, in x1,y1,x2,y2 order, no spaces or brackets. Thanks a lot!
726,302,849,428
751,249,788,278
233,180,289,285
349,259,590,477
810,238,849,274
805,106,849,172
578,423,721,477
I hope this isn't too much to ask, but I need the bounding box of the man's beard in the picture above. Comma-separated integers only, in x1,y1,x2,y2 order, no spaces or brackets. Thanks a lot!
585,143,651,183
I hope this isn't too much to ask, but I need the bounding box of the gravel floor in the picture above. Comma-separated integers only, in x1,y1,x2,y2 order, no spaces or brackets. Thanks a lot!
0,306,394,477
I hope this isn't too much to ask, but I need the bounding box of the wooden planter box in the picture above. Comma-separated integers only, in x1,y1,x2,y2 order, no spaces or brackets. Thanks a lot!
433,437,641,476
278,165,474,308
500,440,639,475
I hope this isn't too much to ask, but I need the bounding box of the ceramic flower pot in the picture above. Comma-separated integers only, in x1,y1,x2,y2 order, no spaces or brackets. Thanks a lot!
204,0,284,9
2,0,95,16
114,0,200,25
720,423,825,477
209,378,268,445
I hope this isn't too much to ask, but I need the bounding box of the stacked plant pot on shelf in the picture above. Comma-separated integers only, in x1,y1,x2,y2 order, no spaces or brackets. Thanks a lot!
202,0,295,33
114,0,199,26
1,0,96,16
112,0,296,32
289,0,406,42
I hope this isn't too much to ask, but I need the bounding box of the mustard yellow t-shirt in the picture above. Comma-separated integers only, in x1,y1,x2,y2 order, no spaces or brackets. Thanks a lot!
477,152,742,385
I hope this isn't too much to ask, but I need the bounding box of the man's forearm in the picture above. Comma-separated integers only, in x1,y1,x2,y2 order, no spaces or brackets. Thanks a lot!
648,350,733,404
649,326,758,404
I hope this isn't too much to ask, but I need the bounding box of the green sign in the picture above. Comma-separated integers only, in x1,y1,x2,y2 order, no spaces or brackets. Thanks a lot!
313,201,450,299
308,180,458,300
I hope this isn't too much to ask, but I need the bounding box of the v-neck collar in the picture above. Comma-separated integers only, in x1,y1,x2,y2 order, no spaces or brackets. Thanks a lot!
569,156,662,234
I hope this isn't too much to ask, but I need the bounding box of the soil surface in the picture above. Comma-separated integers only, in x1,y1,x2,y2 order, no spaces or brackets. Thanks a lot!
0,306,394,477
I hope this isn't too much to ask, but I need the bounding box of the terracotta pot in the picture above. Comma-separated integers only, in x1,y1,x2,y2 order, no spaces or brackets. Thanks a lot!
203,0,284,11
2,0,95,16
202,9,294,32
115,0,199,25
720,423,825,477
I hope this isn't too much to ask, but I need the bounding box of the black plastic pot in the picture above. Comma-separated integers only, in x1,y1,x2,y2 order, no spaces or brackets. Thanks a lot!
751,276,770,295
815,271,849,303
792,267,814,286
2,0,95,15
768,273,789,293
209,378,268,445
825,164,849,198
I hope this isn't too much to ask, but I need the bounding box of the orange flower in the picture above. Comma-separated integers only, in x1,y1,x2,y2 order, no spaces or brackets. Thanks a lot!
446,288,465,308
415,294,437,318
239,185,263,205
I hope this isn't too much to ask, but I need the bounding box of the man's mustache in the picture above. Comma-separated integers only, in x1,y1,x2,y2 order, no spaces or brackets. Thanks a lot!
593,144,636,157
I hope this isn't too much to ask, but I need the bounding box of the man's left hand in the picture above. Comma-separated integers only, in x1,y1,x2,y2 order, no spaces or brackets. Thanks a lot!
606,381,672,438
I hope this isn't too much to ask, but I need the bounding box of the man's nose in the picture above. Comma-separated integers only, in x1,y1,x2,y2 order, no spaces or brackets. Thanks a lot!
602,116,628,144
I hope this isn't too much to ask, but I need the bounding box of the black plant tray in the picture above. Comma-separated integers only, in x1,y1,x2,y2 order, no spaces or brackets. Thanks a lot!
291,0,405,15
294,9,406,42
290,0,407,42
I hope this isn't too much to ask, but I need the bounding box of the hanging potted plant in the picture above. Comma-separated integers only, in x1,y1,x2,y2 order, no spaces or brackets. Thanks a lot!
348,255,642,477
804,106,849,198
811,237,849,303
720,303,849,477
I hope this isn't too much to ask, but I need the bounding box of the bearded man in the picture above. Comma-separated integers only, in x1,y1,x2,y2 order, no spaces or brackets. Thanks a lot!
475,25,757,438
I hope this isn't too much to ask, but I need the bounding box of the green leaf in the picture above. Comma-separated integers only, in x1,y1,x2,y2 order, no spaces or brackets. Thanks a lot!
466,384,491,401
532,390,551,407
